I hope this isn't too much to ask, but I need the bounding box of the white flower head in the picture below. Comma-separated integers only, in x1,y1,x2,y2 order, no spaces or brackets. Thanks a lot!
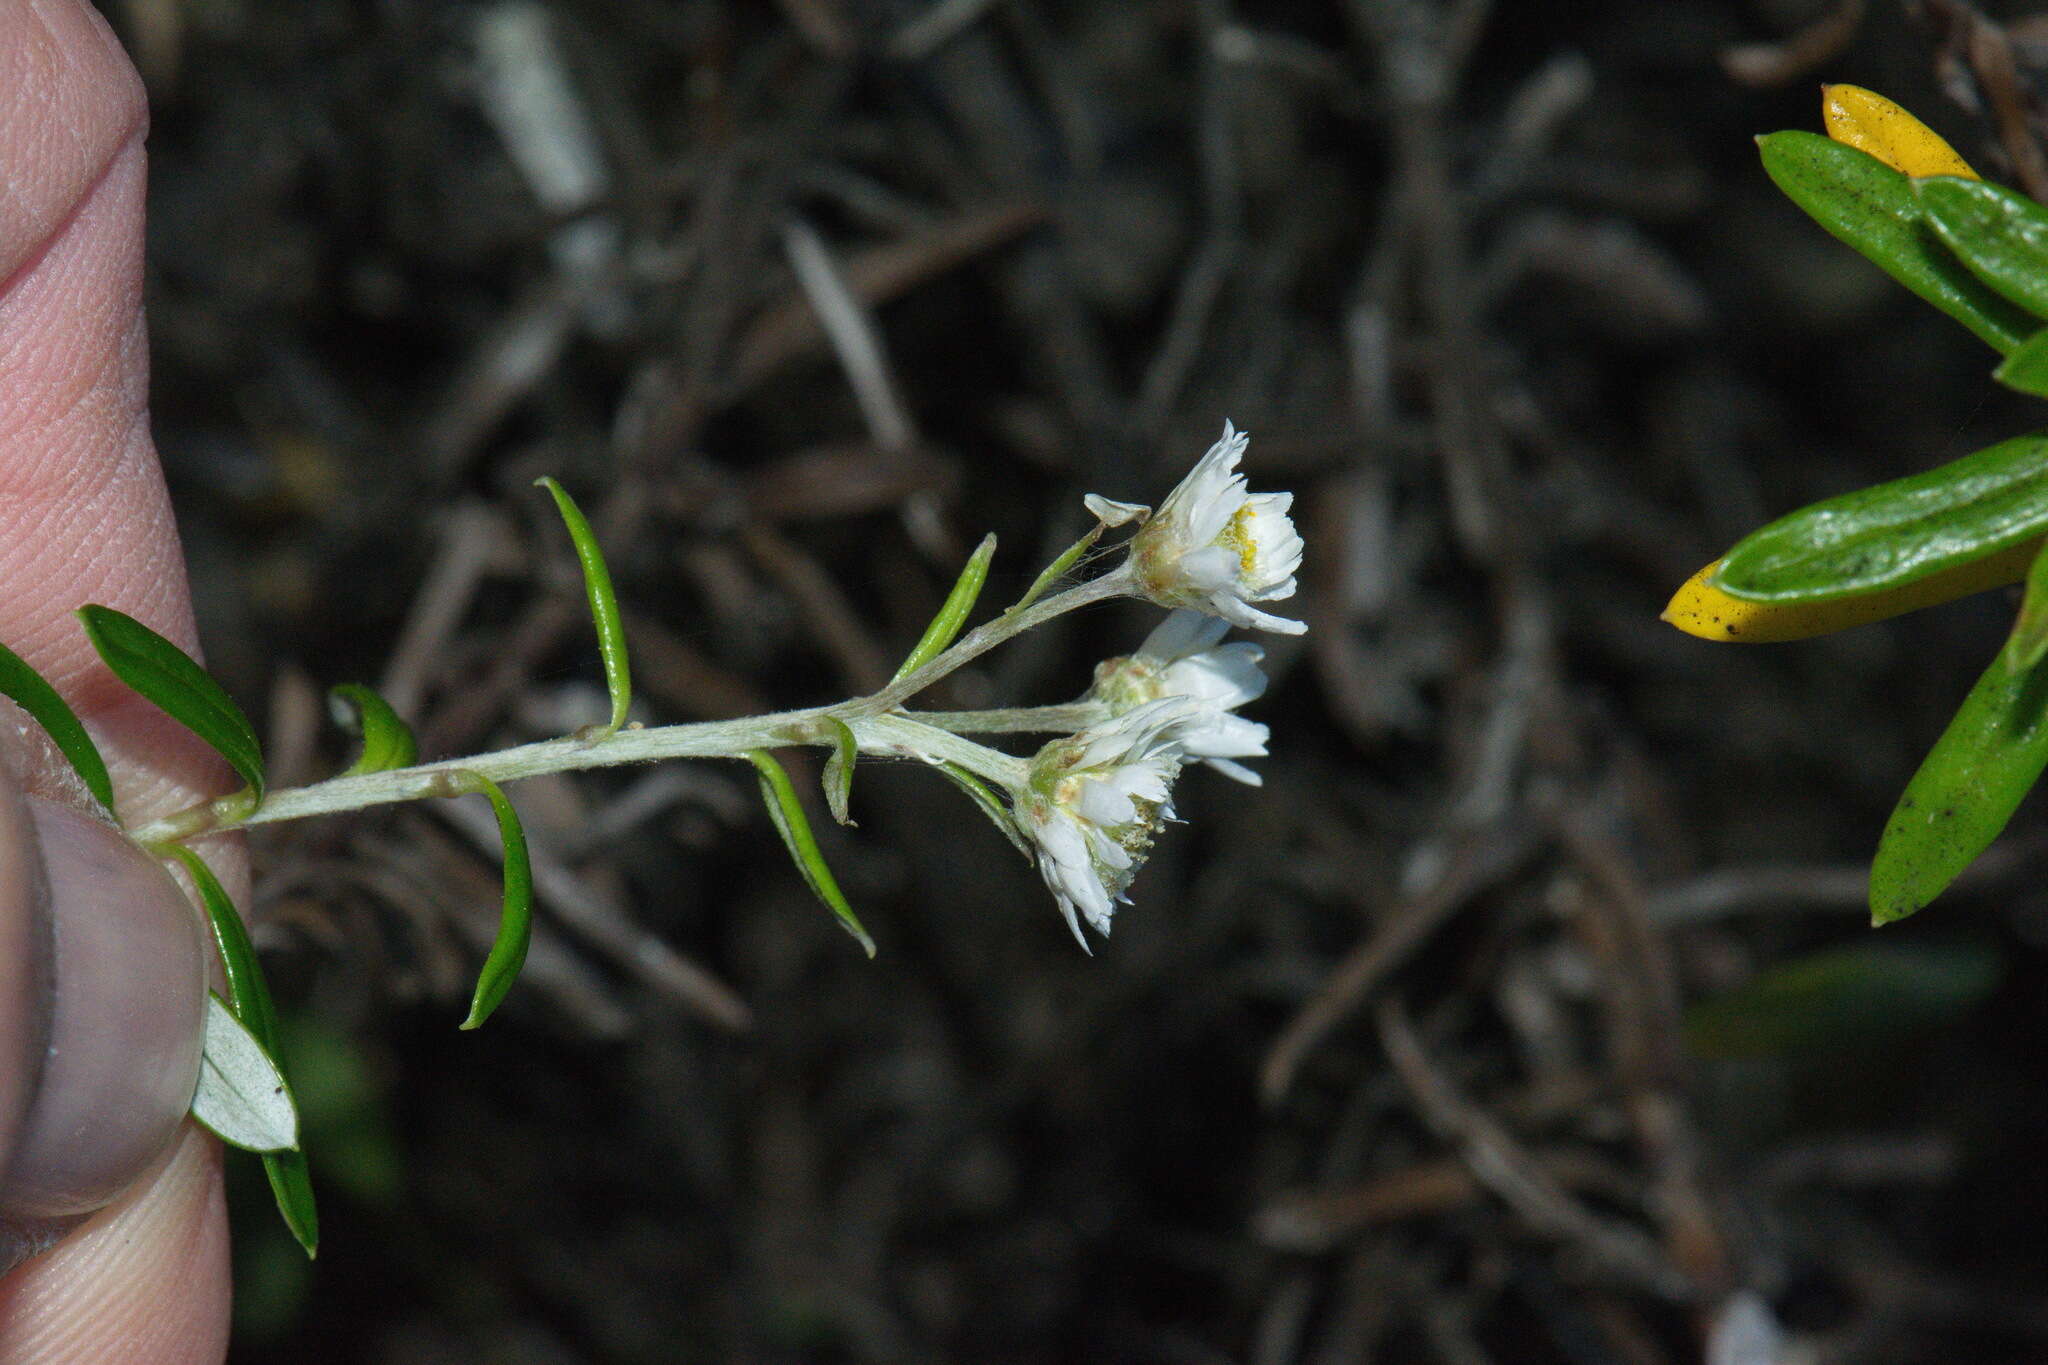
1087,610,1271,785
1021,698,1195,949
1124,422,1306,635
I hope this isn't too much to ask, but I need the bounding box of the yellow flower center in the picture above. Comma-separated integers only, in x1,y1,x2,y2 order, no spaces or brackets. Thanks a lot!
1217,503,1259,578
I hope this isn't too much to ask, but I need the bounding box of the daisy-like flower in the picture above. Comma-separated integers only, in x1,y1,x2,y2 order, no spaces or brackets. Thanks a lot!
1020,698,1196,948
1087,609,1271,785
1121,422,1306,635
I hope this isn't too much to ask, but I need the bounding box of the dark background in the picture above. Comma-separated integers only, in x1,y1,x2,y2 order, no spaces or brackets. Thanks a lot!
93,0,2048,1359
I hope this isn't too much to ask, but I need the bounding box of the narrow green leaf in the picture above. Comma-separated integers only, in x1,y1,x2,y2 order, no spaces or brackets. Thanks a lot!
1916,175,2048,320
821,717,858,826
265,1149,320,1259
2005,539,2048,673
746,749,875,956
0,640,113,813
1996,327,2048,398
1683,943,1999,1058
454,773,533,1029
1758,131,2035,353
162,846,313,1255
328,683,418,776
191,993,299,1153
166,846,281,1068
1871,646,2048,924
1010,524,1106,615
930,760,1033,861
1714,431,2048,602
891,535,996,684
77,606,264,802
536,477,631,738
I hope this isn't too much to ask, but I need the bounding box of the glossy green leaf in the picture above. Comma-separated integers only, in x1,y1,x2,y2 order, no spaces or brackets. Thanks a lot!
329,683,418,776
0,640,113,813
1916,174,2048,320
455,773,533,1029
891,535,996,684
1996,327,2048,398
264,1148,320,1259
746,749,875,956
2004,540,2048,674
821,717,858,826
1684,943,1999,1058
1010,524,1106,615
77,605,264,803
1758,131,2034,353
163,846,315,1256
1871,646,2048,923
930,760,1032,861
1713,431,2048,602
191,993,299,1154
536,477,631,738
167,846,280,1046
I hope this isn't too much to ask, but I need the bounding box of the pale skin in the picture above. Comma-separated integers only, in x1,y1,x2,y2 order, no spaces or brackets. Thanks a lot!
0,0,237,1359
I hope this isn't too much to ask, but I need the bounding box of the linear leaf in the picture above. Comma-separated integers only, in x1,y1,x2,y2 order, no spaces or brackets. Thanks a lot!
329,683,417,776
190,993,299,1153
821,717,858,826
746,749,874,956
1916,175,2048,320
77,606,264,802
1713,431,2048,602
1758,130,2034,353
166,846,279,1045
0,640,113,813
930,760,1032,861
1010,524,1106,615
536,477,631,738
891,535,995,684
1996,327,2048,399
1870,647,2048,924
162,846,314,1254
2005,540,2048,674
265,1149,319,1259
455,773,533,1029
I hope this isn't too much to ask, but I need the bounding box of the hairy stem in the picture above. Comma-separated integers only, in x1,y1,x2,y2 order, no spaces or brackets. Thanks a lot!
128,563,1134,847
906,703,1103,734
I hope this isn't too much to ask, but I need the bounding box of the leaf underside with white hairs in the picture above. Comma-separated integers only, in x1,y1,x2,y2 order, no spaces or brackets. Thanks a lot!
190,992,299,1154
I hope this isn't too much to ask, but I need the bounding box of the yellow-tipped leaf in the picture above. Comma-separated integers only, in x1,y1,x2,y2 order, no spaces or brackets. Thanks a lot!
1663,541,2040,643
1822,84,1978,180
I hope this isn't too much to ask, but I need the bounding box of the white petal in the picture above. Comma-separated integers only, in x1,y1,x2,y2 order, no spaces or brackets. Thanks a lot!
1138,609,1229,662
1202,757,1264,786
1175,545,1241,594
1052,893,1092,951
1077,779,1136,828
1177,713,1269,759
1035,807,1091,870
1080,890,1117,935
1212,597,1307,635
1161,644,1267,708
1085,494,1151,527
1245,574,1298,604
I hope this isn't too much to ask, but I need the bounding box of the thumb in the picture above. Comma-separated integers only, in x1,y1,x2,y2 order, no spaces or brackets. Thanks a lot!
0,747,227,1362
0,779,208,1228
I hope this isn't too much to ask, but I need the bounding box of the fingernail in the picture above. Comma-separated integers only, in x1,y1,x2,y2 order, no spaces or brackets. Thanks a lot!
0,801,205,1219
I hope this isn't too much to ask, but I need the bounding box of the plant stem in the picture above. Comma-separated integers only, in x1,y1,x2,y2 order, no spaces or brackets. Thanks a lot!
127,569,1131,846
847,567,1133,715
906,703,1103,734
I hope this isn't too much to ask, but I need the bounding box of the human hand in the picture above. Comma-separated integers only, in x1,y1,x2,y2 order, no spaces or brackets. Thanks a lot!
0,1,237,1358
